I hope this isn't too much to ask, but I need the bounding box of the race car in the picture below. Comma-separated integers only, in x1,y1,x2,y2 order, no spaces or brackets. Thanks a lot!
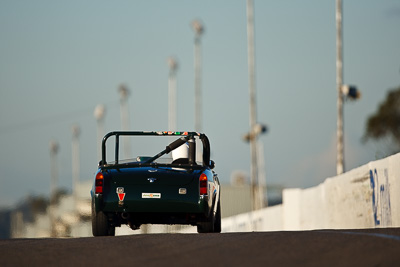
91,131,221,236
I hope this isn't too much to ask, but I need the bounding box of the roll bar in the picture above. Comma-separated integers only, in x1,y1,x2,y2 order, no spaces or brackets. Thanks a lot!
100,131,211,167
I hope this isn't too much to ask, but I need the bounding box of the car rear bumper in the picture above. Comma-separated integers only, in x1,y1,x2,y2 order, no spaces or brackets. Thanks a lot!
94,194,209,215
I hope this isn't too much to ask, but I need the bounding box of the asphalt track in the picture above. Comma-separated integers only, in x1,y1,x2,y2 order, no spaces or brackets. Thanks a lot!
1,228,400,266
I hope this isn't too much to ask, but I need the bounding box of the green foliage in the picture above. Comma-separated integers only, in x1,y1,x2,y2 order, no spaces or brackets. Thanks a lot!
363,86,400,155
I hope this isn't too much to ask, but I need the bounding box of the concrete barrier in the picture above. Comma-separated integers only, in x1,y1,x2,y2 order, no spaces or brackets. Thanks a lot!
220,152,400,232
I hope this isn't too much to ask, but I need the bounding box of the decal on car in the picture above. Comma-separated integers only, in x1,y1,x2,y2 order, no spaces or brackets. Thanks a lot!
116,187,125,206
142,193,161,199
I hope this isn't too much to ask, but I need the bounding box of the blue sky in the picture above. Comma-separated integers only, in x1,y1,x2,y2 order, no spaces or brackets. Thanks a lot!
1,0,399,208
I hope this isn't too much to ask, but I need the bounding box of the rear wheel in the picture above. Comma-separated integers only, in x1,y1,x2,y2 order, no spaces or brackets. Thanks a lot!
197,212,214,233
92,200,115,236
197,198,221,233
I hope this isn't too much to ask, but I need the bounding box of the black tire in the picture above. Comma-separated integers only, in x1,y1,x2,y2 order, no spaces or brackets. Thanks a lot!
213,201,221,233
197,212,214,233
92,200,115,236
197,199,217,233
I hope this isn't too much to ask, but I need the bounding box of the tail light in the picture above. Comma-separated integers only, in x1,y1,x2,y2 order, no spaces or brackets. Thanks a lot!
199,173,208,195
95,172,104,194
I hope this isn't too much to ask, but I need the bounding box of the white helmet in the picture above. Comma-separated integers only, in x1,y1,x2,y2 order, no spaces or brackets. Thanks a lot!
172,142,189,161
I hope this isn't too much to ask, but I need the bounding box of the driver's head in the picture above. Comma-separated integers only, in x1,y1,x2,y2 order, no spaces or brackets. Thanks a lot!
172,142,189,161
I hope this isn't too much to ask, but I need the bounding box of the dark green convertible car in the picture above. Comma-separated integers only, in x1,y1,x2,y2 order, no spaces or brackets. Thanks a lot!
91,131,221,236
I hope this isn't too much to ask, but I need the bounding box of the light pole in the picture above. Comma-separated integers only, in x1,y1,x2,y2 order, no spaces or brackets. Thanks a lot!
243,124,267,210
49,140,59,237
118,85,131,159
336,0,344,175
257,139,267,207
192,20,204,132
246,0,262,211
71,124,80,213
94,104,106,162
168,57,178,131
336,1,361,175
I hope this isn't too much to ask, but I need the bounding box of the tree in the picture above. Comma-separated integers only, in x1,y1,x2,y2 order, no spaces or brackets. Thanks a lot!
363,86,400,156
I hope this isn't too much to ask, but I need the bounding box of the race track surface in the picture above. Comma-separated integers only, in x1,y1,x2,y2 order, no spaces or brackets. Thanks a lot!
1,228,400,266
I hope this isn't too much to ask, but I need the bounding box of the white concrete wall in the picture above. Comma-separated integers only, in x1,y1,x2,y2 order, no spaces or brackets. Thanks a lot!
389,155,400,225
220,153,400,232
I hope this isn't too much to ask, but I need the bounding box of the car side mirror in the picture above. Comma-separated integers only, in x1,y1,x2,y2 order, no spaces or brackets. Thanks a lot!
209,160,215,169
